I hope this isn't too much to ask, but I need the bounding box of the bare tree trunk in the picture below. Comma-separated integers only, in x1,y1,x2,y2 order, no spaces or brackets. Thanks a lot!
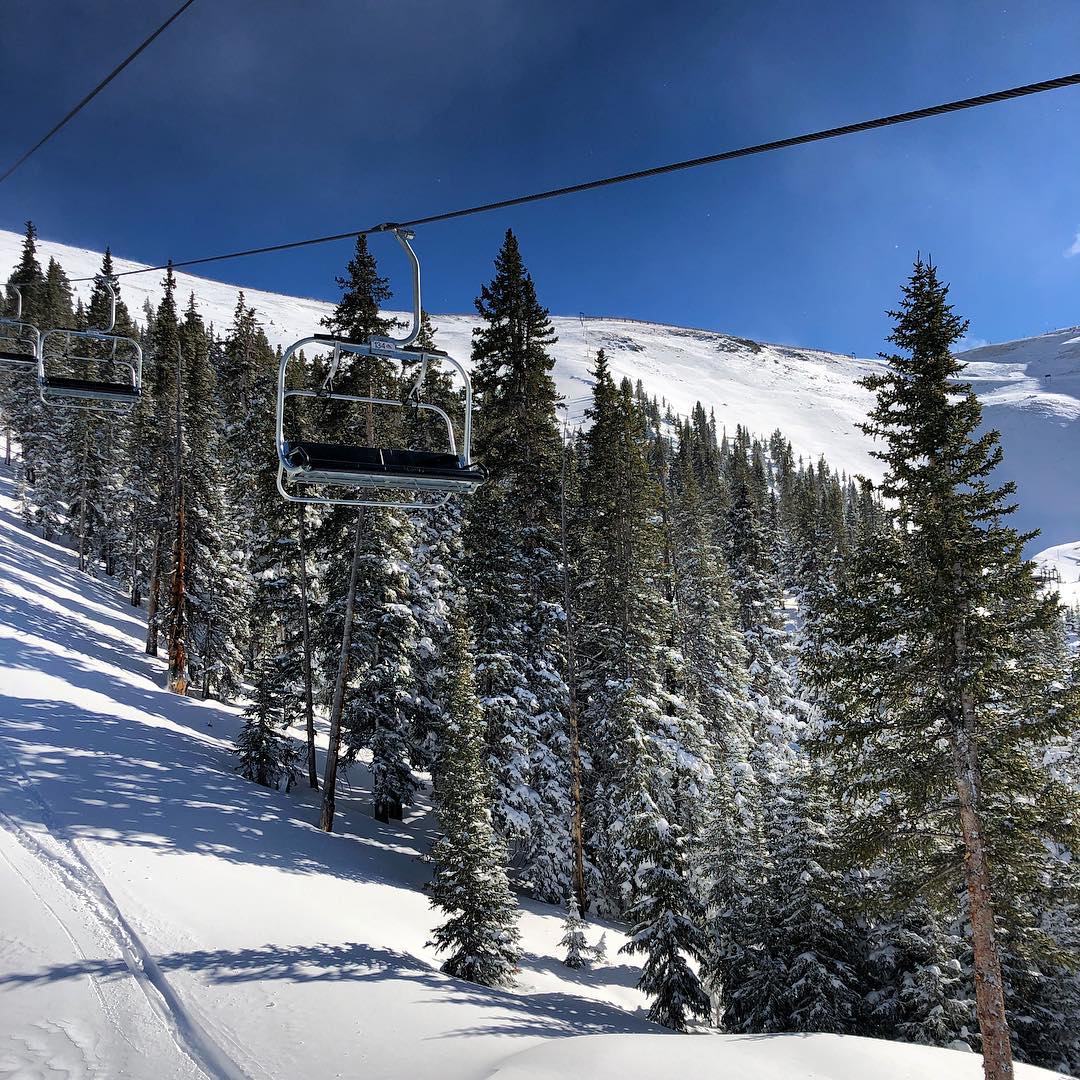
166,485,188,694
298,505,319,790
145,526,163,655
559,429,587,915
319,512,364,832
76,423,89,574
166,348,188,695
953,619,1013,1080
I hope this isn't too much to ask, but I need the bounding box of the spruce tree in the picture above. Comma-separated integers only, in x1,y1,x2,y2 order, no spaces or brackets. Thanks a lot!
810,258,1080,1080
429,617,521,987
620,820,711,1031
1,222,45,468
464,229,570,896
576,351,675,914
559,894,590,969
314,235,406,832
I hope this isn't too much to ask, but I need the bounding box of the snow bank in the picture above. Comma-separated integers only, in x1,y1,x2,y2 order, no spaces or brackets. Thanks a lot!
486,1032,1070,1080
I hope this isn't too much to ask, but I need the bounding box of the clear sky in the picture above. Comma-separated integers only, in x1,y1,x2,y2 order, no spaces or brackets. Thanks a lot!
1,0,1078,357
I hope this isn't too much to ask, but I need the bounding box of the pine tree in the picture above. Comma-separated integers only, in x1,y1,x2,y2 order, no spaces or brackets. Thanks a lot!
234,623,301,791
315,235,405,832
809,258,1080,1080
1,222,45,468
559,894,590,969
20,258,74,540
620,818,711,1031
576,351,674,914
143,267,183,657
865,889,974,1048
428,617,521,987
464,229,570,895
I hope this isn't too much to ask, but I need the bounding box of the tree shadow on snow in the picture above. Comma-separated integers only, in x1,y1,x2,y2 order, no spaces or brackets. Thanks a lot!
0,940,656,1040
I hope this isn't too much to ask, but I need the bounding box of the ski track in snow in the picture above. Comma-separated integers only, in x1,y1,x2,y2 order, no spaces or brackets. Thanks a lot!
0,755,248,1080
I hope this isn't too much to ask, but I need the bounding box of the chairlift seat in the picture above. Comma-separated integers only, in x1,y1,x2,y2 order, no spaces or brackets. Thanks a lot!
0,349,37,366
43,376,140,403
284,440,486,490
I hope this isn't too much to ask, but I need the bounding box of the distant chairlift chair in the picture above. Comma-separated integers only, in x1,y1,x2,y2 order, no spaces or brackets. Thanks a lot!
38,276,142,410
275,228,485,510
0,284,41,370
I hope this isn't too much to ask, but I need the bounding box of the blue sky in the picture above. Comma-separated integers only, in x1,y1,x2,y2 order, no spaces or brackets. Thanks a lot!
1,0,1078,357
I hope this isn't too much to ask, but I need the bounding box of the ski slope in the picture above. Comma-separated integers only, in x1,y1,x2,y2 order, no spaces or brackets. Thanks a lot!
3,228,1079,554
0,459,1069,1078
0,465,654,1078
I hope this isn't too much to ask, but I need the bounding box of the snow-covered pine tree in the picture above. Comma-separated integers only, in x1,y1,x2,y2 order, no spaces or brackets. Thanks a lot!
864,887,974,1048
234,622,301,791
733,758,863,1034
179,296,245,699
61,264,131,574
313,235,408,832
429,616,521,987
143,267,183,657
575,351,696,921
559,894,590,969
1,222,45,470
463,229,570,897
809,257,1080,1080
620,815,711,1031
20,258,74,540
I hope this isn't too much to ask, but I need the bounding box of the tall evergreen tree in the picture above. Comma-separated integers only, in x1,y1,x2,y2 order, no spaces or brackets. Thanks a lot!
809,258,1080,1080
464,229,570,896
429,617,521,987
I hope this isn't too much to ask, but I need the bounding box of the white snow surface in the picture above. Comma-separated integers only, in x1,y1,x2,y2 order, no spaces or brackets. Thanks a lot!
1033,541,1080,609
0,464,1069,1079
486,1032,1068,1080
5,227,1080,558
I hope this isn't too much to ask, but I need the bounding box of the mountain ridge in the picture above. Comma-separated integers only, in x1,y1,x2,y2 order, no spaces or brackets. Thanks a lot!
3,228,1077,559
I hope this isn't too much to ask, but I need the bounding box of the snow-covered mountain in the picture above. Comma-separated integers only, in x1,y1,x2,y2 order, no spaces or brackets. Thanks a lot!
0,467,1067,1080
3,229,1078,557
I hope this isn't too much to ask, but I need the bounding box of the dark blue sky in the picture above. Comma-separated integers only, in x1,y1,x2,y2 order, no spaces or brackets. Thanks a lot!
2,0,1078,356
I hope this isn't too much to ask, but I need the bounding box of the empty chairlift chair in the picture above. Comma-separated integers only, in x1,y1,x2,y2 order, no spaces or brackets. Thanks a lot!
276,228,485,509
38,277,142,410
0,284,41,371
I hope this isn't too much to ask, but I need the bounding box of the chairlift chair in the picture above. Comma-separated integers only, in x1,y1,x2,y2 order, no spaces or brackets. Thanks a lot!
0,284,41,370
38,276,142,411
276,229,485,510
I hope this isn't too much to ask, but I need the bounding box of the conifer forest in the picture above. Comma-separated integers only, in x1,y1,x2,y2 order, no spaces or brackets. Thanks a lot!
2,218,1079,1077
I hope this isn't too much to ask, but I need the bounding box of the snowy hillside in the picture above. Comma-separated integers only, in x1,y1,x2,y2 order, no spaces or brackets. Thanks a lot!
3,228,1079,553
0,465,655,1078
1034,541,1080,609
0,458,1068,1078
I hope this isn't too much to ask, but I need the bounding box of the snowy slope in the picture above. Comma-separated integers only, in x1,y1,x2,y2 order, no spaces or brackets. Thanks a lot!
0,466,657,1079
0,461,1069,1079
1033,541,1080,609
3,228,1079,554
